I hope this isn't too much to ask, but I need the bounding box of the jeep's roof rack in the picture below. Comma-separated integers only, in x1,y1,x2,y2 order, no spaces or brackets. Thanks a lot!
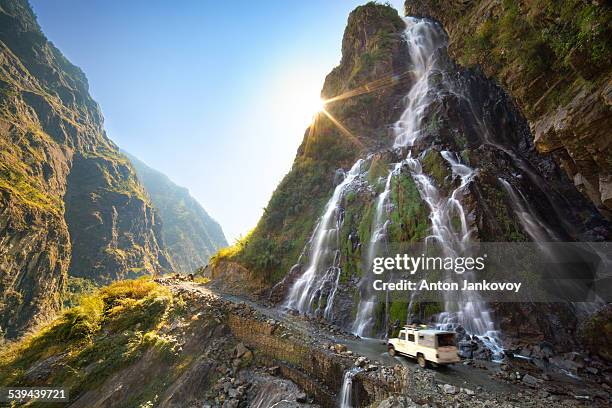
403,324,428,330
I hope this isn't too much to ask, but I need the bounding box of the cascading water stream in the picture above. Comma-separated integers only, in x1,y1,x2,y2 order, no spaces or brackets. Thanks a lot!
351,17,443,337
339,368,362,408
352,163,402,336
498,178,559,242
284,159,365,315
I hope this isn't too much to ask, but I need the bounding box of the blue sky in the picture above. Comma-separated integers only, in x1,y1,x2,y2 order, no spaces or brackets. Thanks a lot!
31,0,404,241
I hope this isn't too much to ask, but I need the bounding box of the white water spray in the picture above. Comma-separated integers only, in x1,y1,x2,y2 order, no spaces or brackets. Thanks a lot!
352,163,402,336
339,368,362,408
285,160,365,315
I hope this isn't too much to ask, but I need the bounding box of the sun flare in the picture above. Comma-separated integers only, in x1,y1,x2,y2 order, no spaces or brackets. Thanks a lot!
311,96,326,114
298,93,326,122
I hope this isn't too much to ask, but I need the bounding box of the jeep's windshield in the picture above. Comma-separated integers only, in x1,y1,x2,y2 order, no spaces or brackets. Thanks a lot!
437,333,455,347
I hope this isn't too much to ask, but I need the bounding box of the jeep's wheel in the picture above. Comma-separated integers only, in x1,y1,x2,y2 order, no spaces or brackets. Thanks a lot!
388,346,396,357
417,354,427,368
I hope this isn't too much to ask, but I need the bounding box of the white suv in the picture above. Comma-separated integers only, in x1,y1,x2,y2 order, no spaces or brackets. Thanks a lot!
388,325,460,368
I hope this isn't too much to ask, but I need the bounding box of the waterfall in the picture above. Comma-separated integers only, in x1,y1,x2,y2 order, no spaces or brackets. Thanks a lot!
351,17,445,337
284,159,365,315
352,163,402,336
339,368,362,408
285,17,505,358
348,17,504,358
498,178,558,242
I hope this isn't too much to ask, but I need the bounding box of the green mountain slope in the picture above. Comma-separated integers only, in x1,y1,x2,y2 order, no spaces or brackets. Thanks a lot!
213,3,410,284
0,0,172,338
124,151,227,272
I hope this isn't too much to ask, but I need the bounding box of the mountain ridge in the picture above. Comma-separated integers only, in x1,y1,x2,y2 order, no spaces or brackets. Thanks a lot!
123,150,228,272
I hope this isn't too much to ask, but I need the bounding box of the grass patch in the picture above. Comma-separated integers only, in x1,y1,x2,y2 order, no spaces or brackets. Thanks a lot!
0,278,177,394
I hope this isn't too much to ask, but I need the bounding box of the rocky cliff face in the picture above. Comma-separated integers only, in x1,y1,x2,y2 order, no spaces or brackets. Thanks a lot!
404,0,612,219
214,2,609,354
0,0,171,338
125,151,227,272
64,150,171,283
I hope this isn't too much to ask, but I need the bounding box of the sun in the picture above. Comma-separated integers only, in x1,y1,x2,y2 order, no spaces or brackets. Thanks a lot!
298,92,326,122
310,96,326,114
268,69,334,134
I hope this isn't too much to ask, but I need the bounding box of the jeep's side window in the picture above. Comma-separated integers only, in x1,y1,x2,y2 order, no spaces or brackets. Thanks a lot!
408,334,415,342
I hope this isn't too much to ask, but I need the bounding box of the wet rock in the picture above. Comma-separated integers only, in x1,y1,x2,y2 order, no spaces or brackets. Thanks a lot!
442,384,457,394
333,344,347,353
458,340,475,359
355,356,368,367
522,373,540,387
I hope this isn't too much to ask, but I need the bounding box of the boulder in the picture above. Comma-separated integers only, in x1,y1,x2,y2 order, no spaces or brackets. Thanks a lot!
355,356,368,367
442,384,457,394
234,343,249,358
522,373,541,387
334,344,347,353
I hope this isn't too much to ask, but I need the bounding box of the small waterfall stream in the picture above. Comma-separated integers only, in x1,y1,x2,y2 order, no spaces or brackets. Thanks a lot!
339,368,362,408
285,159,365,315
352,163,402,336
498,178,559,242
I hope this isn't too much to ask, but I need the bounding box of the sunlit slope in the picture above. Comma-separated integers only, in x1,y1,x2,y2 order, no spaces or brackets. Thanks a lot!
213,3,411,283
0,0,171,338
